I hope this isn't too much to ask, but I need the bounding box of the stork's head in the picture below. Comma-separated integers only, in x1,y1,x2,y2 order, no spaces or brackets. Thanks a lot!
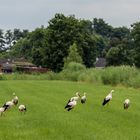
76,92,81,97
125,99,130,103
111,90,114,93
84,92,87,96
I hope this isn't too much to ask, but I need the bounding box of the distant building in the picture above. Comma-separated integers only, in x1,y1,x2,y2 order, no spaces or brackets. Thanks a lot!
0,59,13,73
2,62,14,73
95,57,106,68
0,58,48,73
16,66,48,73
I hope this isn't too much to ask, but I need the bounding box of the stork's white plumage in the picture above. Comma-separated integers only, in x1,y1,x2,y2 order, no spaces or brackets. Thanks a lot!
18,104,27,113
65,99,77,111
65,92,80,107
124,99,130,109
70,92,81,102
102,90,114,106
81,92,87,104
12,93,18,105
0,106,7,116
3,101,14,110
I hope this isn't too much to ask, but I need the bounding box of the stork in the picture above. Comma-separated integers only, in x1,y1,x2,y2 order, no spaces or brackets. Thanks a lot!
102,90,114,106
65,99,77,111
12,93,18,105
81,92,87,104
124,99,130,109
18,104,27,113
65,92,80,107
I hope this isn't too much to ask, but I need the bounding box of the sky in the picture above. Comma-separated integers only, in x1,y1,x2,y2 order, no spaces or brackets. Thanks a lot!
0,0,140,31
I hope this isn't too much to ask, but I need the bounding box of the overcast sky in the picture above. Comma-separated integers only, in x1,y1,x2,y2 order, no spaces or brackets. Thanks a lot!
0,0,140,30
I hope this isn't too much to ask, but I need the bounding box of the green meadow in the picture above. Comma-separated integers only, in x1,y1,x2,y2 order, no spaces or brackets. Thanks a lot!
0,80,140,140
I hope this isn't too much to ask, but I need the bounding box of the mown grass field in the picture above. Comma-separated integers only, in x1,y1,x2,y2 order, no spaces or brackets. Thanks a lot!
0,80,140,140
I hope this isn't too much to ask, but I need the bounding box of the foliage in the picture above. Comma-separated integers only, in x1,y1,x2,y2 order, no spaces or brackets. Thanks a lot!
0,29,5,52
42,13,97,71
60,62,86,81
0,29,29,54
11,38,31,59
93,18,113,37
101,66,139,85
111,26,130,40
131,22,140,67
64,43,83,68
64,62,86,71
106,45,128,66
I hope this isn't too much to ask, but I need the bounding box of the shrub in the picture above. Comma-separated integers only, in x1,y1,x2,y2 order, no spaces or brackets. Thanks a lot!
101,66,139,85
64,62,86,71
60,62,86,81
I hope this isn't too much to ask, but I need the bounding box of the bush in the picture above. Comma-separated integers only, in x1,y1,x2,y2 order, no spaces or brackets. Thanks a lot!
78,68,102,83
59,62,86,81
0,73,5,80
125,74,140,88
101,66,139,85
64,62,86,71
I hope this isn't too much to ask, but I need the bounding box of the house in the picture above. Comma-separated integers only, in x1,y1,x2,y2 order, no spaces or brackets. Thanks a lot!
0,58,48,73
16,66,48,73
95,57,106,68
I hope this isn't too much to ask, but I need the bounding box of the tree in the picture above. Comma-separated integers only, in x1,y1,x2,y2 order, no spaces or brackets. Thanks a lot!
93,18,113,37
10,27,45,62
111,27,130,40
0,29,5,52
131,22,140,67
64,43,83,68
42,13,96,71
11,38,31,59
106,43,133,66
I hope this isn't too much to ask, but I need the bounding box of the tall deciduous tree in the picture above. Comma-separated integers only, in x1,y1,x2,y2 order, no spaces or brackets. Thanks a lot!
42,13,96,71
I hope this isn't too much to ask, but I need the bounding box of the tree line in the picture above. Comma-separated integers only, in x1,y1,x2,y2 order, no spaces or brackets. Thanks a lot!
0,13,140,72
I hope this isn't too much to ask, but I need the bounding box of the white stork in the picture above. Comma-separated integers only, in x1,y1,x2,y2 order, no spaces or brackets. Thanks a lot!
124,99,130,109
102,90,114,106
18,104,27,113
81,92,87,104
65,99,77,111
65,92,80,107
12,93,18,105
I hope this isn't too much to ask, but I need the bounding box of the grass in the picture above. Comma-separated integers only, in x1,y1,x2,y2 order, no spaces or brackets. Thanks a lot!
0,80,140,140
